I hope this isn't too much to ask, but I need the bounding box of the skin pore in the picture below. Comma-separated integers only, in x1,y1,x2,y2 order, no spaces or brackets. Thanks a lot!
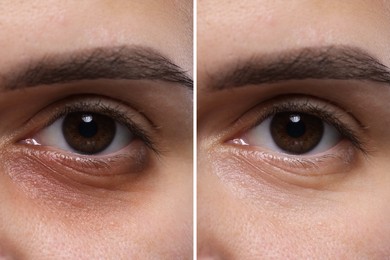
0,0,192,259
198,0,390,258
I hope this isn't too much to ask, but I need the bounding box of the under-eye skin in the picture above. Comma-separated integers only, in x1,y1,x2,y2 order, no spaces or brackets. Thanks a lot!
226,95,368,177
9,95,158,190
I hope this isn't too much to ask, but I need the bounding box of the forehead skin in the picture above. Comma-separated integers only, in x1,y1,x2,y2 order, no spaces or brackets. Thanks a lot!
198,0,390,87
0,0,192,77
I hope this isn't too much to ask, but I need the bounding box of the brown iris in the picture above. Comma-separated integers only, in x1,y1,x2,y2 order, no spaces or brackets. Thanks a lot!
62,112,116,154
270,112,323,154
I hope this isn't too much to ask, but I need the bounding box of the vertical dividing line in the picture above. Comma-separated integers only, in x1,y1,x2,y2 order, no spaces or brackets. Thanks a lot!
192,0,198,258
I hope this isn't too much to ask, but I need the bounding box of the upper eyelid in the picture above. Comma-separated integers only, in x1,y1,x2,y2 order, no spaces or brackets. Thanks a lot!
27,94,157,131
235,94,365,130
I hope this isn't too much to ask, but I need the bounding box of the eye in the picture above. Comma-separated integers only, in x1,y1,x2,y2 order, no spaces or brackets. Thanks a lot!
230,96,366,158
19,96,157,159
238,111,342,155
223,95,367,185
29,111,134,155
15,95,157,188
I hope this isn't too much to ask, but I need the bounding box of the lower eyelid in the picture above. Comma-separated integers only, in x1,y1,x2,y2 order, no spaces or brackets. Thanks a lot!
3,150,137,212
217,141,358,190
9,139,150,189
233,140,354,172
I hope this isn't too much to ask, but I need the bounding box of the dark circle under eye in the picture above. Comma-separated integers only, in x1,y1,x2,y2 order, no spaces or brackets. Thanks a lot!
270,112,324,154
62,112,116,155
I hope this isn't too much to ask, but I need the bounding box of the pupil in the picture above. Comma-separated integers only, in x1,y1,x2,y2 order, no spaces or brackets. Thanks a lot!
286,115,306,138
78,115,98,138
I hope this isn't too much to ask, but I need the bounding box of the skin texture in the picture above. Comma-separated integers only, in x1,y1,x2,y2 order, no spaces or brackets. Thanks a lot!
0,1,192,259
198,0,390,258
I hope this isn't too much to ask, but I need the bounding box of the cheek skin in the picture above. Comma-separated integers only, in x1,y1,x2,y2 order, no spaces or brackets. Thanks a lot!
2,147,151,213
198,149,390,258
205,142,361,207
0,142,192,258
0,159,192,259
1,198,190,258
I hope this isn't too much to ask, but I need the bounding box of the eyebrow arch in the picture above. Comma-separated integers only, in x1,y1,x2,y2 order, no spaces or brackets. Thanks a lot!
3,45,193,90
208,45,390,90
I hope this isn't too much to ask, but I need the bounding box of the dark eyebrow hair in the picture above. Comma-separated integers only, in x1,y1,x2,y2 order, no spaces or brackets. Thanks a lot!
208,45,390,90
3,45,193,90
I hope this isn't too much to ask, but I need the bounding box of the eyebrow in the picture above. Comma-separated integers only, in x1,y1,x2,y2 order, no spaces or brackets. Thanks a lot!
3,45,193,90
208,45,390,90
